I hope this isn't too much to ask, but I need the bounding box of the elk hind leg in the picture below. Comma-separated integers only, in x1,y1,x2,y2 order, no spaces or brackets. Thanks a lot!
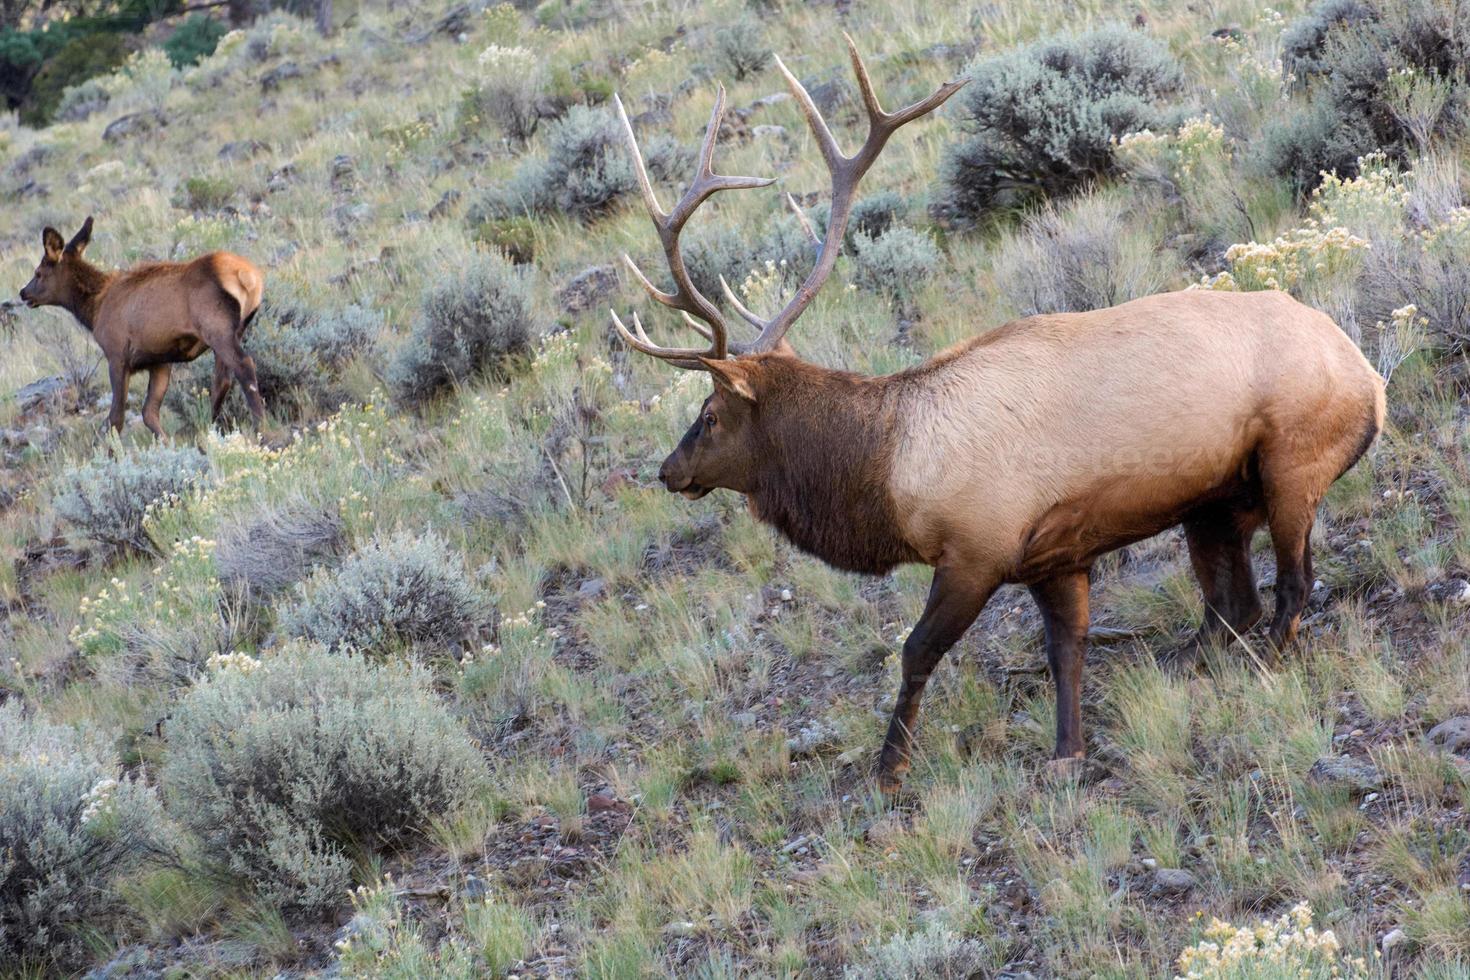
1160,502,1265,673
1029,569,1090,768
141,364,172,439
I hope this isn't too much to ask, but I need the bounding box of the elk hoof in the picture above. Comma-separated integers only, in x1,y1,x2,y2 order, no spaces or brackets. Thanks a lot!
1043,755,1085,783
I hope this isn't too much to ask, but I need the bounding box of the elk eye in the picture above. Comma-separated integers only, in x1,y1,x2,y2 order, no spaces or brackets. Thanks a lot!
703,413,717,429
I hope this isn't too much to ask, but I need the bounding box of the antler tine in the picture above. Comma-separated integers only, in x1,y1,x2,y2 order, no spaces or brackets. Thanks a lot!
718,275,769,332
614,94,667,222
727,36,968,356
611,308,713,362
786,193,820,247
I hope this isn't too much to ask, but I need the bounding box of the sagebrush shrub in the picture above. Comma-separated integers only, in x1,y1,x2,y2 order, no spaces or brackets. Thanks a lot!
216,498,344,601
0,704,165,962
844,922,993,979
936,25,1184,221
992,193,1174,315
162,646,486,911
281,529,481,656
466,44,545,144
850,226,940,317
471,104,689,223
53,444,210,553
388,252,537,405
712,18,770,81
1267,0,1470,193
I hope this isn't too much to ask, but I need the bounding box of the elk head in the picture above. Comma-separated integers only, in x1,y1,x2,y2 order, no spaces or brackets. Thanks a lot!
20,216,94,311
609,37,966,499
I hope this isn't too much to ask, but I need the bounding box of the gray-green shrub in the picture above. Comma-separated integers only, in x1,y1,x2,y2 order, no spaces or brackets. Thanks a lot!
850,226,940,317
388,252,537,405
844,922,994,980
280,529,481,656
1267,0,1470,193
53,444,210,554
162,646,486,912
471,104,690,223
936,25,1184,221
712,18,770,81
991,193,1174,315
0,704,165,962
216,498,344,601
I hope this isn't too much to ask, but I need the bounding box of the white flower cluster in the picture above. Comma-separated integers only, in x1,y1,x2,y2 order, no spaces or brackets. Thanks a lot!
80,777,118,824
205,651,263,675
1174,902,1369,979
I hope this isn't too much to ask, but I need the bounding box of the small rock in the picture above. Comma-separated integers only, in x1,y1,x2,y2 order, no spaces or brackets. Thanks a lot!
1425,716,1470,757
219,139,271,161
779,588,794,602
1381,927,1408,955
556,265,620,315
577,577,607,600
103,111,163,143
864,813,904,847
587,793,626,814
429,188,462,220
662,920,697,939
835,746,866,766
1152,868,1196,895
460,874,489,901
751,124,788,141
1308,754,1383,794
1140,857,1159,871
260,61,304,92
732,711,758,728
330,154,357,189
16,375,69,413
1426,578,1470,605
780,835,808,855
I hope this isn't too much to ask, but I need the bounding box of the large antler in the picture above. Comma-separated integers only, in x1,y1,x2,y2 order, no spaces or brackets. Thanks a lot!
611,33,968,369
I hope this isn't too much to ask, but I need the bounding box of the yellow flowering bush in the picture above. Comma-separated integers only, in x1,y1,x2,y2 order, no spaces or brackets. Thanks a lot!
1174,903,1371,979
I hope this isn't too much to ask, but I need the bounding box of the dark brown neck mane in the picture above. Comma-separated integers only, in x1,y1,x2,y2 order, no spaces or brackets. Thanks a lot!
745,360,921,575
60,259,114,331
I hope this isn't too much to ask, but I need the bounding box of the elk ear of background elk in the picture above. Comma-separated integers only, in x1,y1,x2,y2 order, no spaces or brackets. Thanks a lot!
611,36,1387,795
19,216,267,437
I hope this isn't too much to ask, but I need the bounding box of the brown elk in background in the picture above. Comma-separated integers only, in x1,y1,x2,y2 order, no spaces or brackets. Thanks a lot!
18,217,267,437
612,37,1387,793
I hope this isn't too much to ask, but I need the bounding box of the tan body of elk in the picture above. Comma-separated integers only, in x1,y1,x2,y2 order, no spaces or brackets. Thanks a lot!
610,37,1386,793
18,217,266,437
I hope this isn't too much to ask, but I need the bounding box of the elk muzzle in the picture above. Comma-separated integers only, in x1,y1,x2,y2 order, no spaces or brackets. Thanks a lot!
657,452,711,499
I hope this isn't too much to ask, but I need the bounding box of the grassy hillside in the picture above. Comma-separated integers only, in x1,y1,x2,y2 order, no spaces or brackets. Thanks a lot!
1,0,1468,976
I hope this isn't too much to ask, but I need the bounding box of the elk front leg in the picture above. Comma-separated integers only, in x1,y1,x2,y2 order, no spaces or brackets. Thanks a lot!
105,360,129,434
877,566,994,796
1029,569,1091,765
141,364,172,439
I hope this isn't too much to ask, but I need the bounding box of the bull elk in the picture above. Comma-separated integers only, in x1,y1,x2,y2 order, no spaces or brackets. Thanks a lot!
18,217,267,437
611,37,1386,792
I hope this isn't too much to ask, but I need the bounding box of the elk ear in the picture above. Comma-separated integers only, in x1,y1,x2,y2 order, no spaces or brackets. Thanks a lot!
700,357,757,403
42,227,63,262
65,216,93,256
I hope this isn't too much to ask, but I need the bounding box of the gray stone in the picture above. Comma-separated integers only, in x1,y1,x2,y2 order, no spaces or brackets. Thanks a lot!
732,711,758,728
1308,754,1383,793
219,139,271,161
556,265,620,315
1381,927,1408,955
1425,716,1470,757
103,111,163,143
16,375,68,413
1151,868,1196,895
260,62,304,92
577,577,607,600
